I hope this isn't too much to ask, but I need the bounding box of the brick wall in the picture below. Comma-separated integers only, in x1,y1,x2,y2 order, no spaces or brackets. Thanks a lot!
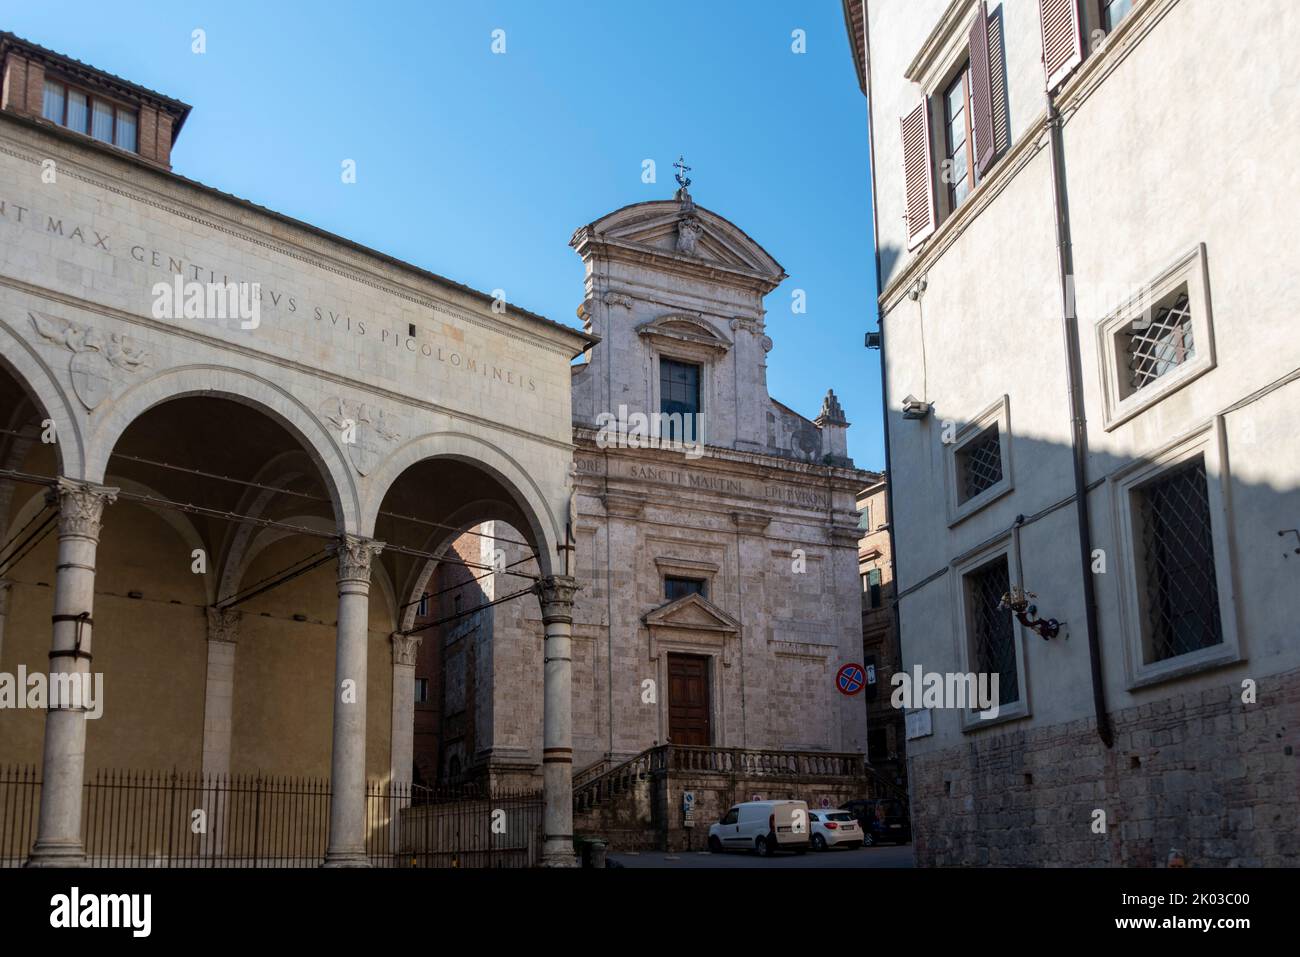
0,52,43,118
908,668,1300,867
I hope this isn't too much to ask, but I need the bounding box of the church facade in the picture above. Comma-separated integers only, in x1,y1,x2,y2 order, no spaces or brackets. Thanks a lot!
413,184,875,786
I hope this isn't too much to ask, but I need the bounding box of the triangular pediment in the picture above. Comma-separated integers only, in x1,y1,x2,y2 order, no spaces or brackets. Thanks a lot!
642,593,741,633
579,200,785,282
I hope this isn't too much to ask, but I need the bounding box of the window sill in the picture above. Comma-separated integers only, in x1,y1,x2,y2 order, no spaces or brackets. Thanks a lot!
959,700,1029,732
1127,645,1242,692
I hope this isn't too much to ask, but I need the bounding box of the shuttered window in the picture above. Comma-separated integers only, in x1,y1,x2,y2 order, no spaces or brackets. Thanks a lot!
987,6,1011,158
968,1,996,175
900,101,937,248
1040,0,1084,91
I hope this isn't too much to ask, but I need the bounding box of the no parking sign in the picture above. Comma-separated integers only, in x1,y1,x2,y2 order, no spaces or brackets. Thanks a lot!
836,663,866,696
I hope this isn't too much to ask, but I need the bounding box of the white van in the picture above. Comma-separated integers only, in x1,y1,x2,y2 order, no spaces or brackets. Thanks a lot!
707,800,811,856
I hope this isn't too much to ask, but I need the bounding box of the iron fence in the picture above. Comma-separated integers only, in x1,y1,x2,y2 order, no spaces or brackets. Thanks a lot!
0,766,542,868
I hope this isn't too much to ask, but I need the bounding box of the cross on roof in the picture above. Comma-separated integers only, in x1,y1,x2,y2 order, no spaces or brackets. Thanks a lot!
674,155,692,191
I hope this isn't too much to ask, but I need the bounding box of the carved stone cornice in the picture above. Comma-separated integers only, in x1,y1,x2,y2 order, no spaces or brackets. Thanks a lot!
54,477,118,541
730,509,771,535
333,535,385,583
390,631,422,667
601,491,645,520
206,606,242,644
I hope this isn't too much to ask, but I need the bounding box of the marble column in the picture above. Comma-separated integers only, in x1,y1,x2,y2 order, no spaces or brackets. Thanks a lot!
27,478,117,867
388,631,420,854
200,607,240,858
537,574,579,867
200,607,241,779
323,534,383,867
388,631,421,788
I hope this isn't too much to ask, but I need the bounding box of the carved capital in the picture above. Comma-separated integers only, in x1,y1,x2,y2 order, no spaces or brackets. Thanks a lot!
390,631,422,667
534,575,579,625
333,535,384,583
206,606,242,644
54,478,118,541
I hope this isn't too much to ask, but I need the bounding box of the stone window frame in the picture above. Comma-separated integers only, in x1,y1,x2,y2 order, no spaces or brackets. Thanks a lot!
653,556,719,600
944,394,1013,526
642,321,726,451
1108,417,1243,690
1095,243,1216,431
948,533,1031,731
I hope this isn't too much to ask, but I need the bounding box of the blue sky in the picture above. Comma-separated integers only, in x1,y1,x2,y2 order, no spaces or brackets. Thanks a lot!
8,0,882,468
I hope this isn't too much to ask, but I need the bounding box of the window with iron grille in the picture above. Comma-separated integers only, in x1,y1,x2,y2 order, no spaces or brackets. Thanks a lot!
965,556,1018,706
1123,287,1195,394
1135,456,1223,663
956,425,1003,503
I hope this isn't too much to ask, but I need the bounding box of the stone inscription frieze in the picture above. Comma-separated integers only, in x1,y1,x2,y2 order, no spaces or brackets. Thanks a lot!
574,456,829,510
1,193,541,393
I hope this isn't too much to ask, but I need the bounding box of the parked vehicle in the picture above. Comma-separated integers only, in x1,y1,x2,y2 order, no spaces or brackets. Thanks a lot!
808,809,864,850
707,800,811,856
841,798,912,845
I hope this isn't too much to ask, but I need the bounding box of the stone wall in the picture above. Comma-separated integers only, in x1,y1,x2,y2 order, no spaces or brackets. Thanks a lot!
574,765,886,852
908,668,1300,867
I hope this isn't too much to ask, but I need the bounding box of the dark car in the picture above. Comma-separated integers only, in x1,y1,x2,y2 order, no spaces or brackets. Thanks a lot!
841,798,911,845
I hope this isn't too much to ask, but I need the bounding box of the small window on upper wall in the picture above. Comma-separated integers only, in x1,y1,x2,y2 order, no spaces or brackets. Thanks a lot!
945,395,1013,525
39,77,138,154
1095,244,1216,430
665,576,706,602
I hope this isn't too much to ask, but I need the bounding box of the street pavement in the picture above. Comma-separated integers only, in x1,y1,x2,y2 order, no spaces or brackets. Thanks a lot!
607,842,914,868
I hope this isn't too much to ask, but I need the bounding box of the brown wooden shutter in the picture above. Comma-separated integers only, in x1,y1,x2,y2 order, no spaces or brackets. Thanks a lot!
900,101,937,249
969,1,996,175
1039,0,1084,91
987,7,1011,157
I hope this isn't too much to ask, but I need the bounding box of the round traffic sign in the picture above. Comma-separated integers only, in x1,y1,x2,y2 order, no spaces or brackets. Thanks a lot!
836,663,866,696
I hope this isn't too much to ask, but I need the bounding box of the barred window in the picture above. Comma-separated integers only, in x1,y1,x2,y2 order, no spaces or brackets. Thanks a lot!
965,556,1018,706
1123,287,1194,393
1135,457,1223,663
957,425,1003,503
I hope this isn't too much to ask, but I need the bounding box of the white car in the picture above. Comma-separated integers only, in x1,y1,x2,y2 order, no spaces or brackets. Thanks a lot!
707,800,812,856
808,809,864,850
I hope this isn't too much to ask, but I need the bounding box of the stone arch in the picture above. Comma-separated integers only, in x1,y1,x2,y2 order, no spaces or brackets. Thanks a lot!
84,364,359,533
0,316,84,478
361,432,562,577
395,502,537,632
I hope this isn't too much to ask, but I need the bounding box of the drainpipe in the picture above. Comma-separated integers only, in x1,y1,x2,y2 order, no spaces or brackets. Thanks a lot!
1045,93,1113,749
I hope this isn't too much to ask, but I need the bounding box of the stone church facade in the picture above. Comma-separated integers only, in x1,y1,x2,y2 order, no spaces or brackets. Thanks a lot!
418,186,875,786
